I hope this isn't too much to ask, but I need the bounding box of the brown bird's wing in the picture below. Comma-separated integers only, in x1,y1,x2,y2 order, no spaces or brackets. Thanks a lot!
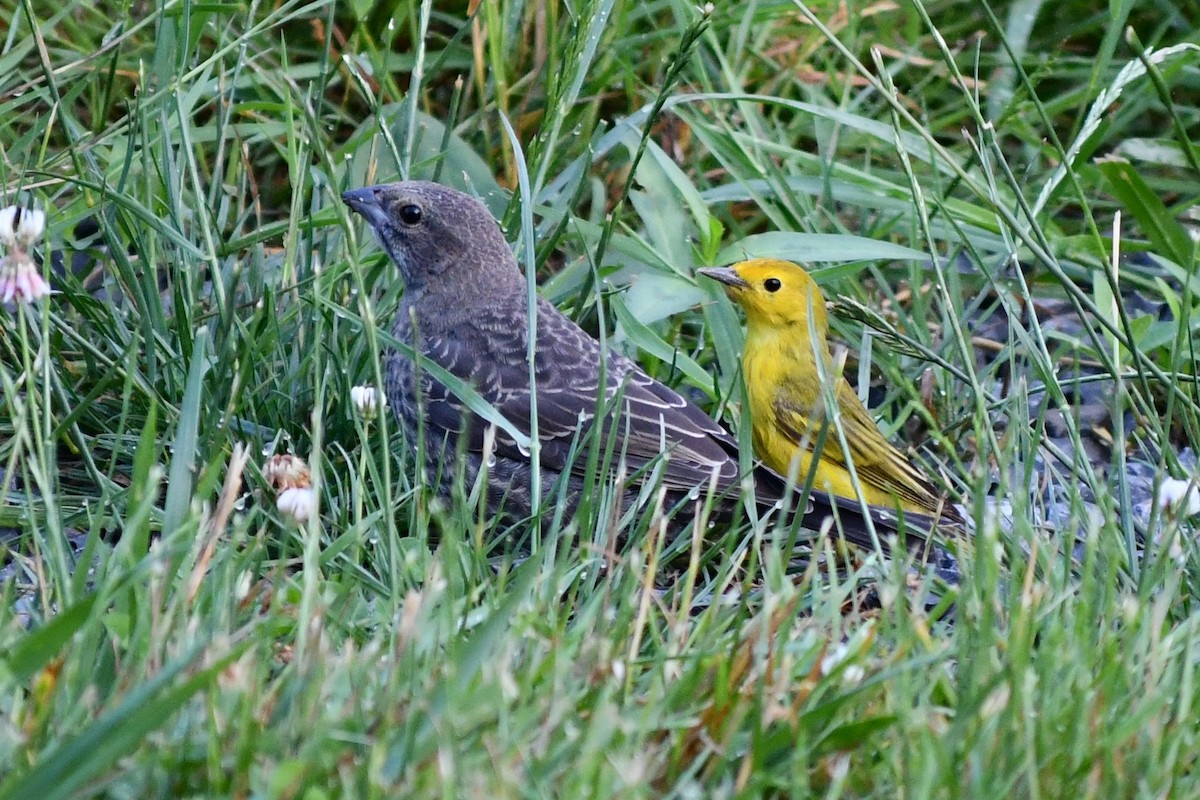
773,380,952,516
419,298,743,496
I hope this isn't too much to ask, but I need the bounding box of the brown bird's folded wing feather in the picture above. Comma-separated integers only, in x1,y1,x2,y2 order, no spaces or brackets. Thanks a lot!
419,298,743,496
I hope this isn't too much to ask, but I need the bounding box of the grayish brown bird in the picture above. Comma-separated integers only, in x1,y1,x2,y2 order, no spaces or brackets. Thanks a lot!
342,180,932,551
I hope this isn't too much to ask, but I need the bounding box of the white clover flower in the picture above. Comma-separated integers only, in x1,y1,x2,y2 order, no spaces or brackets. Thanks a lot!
0,206,45,250
1157,477,1200,518
14,208,44,249
276,486,316,525
350,384,385,419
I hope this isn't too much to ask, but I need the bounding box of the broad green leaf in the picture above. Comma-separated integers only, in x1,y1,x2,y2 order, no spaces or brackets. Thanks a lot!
1,596,98,683
611,293,714,395
1097,158,1196,269
717,232,927,265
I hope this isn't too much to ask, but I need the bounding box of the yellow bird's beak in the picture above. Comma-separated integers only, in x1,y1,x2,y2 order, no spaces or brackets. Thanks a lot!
698,266,749,290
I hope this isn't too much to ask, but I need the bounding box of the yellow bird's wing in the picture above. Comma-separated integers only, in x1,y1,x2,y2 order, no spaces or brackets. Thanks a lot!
773,382,944,513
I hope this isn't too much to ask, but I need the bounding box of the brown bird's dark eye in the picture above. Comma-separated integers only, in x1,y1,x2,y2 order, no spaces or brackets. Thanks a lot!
398,204,423,226
764,278,782,292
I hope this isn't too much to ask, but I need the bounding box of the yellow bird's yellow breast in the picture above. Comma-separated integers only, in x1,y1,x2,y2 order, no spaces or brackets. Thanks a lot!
742,328,820,481
741,325,902,505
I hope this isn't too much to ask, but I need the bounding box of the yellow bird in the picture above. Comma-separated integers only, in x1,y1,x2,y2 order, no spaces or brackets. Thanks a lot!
700,258,961,523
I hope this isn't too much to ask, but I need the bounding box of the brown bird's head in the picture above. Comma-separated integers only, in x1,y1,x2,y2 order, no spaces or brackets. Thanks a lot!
342,181,521,295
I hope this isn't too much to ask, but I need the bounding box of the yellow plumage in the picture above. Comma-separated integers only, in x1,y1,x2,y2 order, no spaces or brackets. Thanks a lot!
700,258,960,522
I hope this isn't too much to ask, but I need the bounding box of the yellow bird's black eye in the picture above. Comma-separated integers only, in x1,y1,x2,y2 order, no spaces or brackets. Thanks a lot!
764,278,782,293
398,204,423,226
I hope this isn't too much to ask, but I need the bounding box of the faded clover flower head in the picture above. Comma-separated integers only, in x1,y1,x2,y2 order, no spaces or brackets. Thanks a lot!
0,204,50,305
263,453,312,491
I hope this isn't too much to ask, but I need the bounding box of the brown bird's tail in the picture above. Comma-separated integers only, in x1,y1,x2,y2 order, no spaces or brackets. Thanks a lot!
747,463,953,559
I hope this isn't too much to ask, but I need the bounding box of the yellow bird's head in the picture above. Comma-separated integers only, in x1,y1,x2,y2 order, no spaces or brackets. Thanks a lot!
699,258,829,335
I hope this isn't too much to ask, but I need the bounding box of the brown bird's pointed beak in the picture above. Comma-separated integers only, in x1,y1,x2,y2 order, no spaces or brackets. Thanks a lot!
342,186,389,229
698,266,749,290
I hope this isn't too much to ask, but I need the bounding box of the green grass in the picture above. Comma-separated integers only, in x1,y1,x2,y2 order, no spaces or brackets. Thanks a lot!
3,0,1200,796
